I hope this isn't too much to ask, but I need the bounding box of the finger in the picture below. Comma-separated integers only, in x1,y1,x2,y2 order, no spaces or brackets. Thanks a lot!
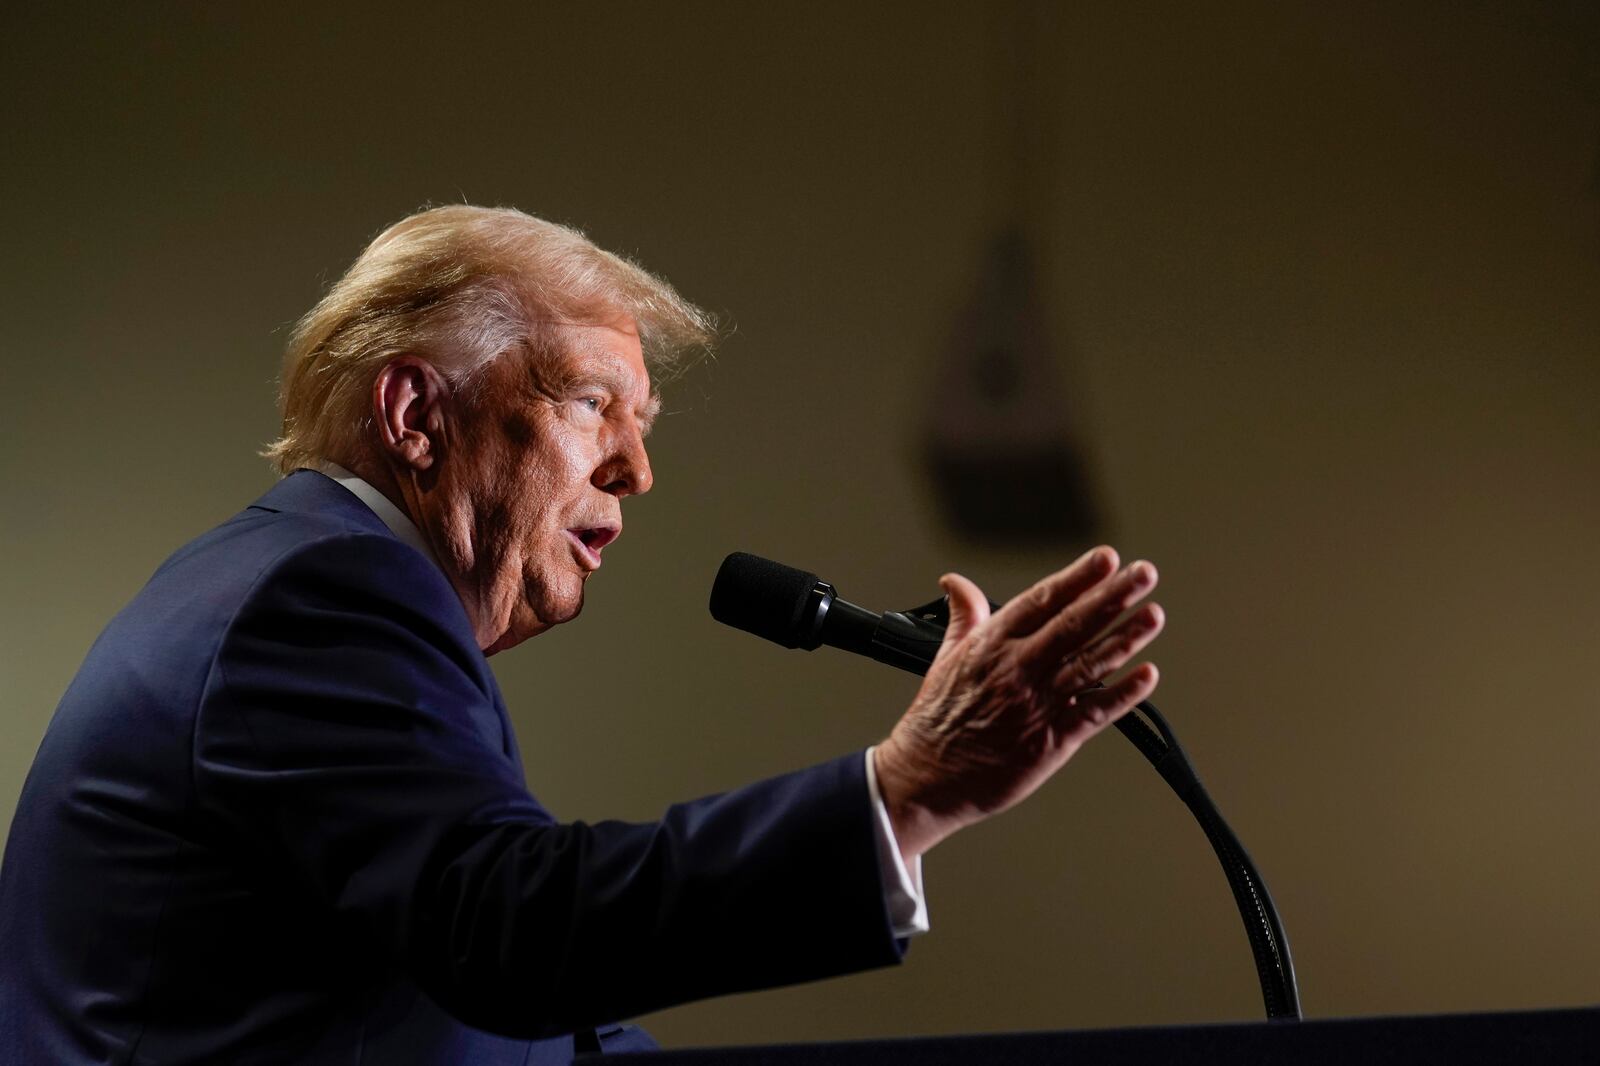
1056,662,1160,736
1026,559,1158,662
1052,603,1165,692
937,573,991,649
991,546,1119,639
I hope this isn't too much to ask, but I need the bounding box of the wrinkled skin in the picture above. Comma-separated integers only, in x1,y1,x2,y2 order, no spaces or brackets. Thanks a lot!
353,316,656,654
873,547,1164,865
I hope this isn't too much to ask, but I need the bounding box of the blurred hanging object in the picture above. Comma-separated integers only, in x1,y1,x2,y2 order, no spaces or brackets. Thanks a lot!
922,0,1100,545
924,231,1098,543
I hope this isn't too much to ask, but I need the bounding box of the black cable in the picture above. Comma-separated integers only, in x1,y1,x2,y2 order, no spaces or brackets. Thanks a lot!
1114,701,1302,1020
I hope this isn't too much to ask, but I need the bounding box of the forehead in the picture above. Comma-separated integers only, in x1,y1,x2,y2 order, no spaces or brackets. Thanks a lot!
557,319,647,377
481,316,624,383
528,318,648,390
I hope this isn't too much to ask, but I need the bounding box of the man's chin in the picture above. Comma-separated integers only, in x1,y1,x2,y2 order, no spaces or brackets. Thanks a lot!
484,592,584,656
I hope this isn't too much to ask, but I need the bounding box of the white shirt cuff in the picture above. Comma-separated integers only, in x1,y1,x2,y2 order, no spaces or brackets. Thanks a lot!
864,746,929,938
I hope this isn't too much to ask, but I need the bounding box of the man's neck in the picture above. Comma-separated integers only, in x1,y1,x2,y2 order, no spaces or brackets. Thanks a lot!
311,459,440,569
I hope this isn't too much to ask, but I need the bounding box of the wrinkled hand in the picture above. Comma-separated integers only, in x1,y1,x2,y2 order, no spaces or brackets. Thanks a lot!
873,546,1164,865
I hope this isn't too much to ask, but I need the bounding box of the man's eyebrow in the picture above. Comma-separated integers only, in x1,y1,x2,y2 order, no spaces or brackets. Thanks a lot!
638,392,663,436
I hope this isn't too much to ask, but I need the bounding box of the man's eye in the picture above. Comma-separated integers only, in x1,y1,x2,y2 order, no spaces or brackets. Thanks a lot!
577,397,603,413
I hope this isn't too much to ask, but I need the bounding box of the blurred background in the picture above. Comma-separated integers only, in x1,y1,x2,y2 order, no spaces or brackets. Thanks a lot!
3,0,1597,1047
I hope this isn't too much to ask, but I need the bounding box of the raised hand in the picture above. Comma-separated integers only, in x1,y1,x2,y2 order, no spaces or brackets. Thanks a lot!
872,546,1164,864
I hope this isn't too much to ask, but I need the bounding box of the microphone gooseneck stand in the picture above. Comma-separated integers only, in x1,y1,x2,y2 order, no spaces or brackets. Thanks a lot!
1110,699,1301,1020
890,595,1303,1022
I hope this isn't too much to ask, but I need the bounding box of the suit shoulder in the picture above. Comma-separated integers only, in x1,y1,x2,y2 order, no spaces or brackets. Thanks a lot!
156,500,397,578
207,518,490,696
157,500,441,604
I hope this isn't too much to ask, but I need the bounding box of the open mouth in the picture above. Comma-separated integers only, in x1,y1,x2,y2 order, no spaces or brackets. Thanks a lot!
566,525,619,569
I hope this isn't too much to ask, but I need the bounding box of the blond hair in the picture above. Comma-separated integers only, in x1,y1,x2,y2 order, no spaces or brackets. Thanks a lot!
264,205,716,474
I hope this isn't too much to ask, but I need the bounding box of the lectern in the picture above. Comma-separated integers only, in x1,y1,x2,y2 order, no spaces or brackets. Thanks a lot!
583,1006,1598,1065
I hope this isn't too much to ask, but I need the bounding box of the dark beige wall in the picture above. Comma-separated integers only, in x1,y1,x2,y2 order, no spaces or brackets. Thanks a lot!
3,0,1597,1046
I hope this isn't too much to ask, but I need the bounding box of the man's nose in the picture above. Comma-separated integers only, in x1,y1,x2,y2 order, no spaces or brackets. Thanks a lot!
596,428,653,497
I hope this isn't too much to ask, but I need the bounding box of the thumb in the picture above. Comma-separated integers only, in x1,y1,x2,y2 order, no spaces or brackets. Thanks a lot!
938,573,991,647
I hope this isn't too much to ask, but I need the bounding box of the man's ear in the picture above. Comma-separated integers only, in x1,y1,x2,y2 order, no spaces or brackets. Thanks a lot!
372,357,452,472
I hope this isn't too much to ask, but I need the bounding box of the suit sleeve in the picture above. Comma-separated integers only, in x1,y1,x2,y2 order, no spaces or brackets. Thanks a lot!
192,531,902,1038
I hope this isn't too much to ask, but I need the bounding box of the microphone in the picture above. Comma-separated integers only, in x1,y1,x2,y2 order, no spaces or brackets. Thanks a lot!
709,552,960,676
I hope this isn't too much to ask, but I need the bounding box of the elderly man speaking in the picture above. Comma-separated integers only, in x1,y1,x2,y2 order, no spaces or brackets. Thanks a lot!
0,206,1164,1064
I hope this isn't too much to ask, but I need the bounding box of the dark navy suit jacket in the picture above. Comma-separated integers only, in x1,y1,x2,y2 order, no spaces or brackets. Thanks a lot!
0,471,901,1064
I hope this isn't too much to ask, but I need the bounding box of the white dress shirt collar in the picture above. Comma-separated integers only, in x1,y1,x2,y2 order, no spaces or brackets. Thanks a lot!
310,461,441,569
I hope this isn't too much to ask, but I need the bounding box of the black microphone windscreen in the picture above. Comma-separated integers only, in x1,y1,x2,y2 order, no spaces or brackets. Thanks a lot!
710,552,822,649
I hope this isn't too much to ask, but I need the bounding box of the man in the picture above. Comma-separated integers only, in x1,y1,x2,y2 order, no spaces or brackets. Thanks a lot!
0,206,1164,1064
